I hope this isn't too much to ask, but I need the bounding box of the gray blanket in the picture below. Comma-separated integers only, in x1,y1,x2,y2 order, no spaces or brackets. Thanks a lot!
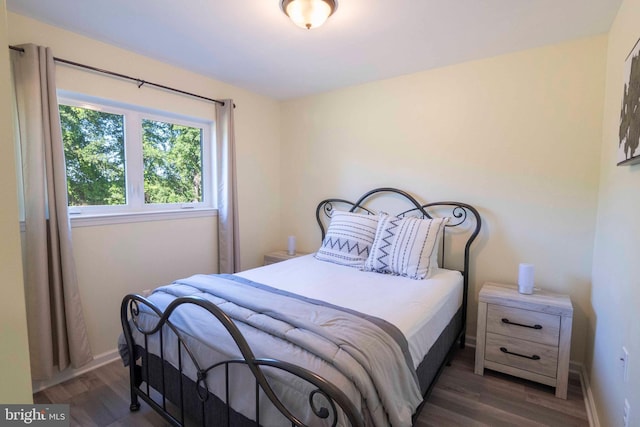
121,274,422,427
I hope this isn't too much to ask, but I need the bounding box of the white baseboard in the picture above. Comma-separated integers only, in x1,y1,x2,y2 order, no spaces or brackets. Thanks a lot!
32,348,120,393
572,361,601,427
465,335,476,348
466,335,599,427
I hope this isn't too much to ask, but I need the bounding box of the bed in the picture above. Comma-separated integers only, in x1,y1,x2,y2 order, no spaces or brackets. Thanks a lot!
120,187,481,427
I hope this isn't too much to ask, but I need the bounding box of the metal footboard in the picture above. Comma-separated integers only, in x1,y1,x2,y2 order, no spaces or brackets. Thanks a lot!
120,294,364,427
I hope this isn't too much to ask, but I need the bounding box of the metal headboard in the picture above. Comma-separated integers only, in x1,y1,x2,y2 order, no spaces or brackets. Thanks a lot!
315,187,481,345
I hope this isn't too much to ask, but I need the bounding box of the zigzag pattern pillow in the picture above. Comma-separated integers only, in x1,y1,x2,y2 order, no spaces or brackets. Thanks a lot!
315,211,379,268
364,213,448,280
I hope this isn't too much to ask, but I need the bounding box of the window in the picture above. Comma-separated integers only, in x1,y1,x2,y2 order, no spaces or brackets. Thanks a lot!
142,118,203,204
59,105,126,206
58,95,213,219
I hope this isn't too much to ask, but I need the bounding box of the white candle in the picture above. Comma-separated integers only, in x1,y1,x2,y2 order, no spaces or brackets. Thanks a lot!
287,236,296,256
518,263,534,294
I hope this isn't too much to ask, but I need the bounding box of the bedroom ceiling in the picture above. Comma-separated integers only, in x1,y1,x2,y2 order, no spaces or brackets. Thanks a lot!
7,0,622,100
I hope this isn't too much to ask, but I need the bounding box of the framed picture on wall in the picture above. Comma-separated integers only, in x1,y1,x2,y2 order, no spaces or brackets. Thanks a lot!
618,37,640,166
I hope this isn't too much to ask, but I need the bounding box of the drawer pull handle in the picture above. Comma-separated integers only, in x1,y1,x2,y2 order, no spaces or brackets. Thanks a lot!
500,347,540,360
501,318,542,330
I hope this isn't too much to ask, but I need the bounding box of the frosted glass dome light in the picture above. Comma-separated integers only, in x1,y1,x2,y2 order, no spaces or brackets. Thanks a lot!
281,0,338,30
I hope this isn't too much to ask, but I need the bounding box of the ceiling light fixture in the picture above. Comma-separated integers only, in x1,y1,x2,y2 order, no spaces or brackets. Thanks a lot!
281,0,338,30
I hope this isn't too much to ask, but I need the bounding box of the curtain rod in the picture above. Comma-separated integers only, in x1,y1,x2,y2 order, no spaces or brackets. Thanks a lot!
9,45,228,107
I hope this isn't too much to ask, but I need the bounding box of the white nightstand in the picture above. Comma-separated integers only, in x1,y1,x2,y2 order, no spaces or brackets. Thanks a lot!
474,282,573,399
263,250,310,266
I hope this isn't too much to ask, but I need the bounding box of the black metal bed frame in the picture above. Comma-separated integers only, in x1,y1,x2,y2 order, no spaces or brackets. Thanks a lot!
120,187,481,427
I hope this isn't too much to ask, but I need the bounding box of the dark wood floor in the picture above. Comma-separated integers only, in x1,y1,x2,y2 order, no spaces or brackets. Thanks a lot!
33,346,589,427
416,348,588,427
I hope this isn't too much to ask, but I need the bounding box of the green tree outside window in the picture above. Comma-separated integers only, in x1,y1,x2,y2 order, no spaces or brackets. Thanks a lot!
59,105,126,206
142,119,203,204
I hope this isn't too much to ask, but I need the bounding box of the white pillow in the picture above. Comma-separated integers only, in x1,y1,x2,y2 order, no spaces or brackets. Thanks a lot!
364,213,448,280
315,211,379,268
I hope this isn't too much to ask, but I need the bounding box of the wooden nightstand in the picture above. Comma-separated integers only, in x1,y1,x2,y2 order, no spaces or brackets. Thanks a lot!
263,250,310,266
474,282,573,399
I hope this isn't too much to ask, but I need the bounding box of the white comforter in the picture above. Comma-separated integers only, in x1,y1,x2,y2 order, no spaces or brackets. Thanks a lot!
236,255,463,368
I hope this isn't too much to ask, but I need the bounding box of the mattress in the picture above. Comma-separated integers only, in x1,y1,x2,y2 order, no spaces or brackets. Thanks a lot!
235,254,463,368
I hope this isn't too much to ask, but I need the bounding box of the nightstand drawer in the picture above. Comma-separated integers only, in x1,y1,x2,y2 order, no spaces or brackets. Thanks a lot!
485,332,558,378
487,304,560,346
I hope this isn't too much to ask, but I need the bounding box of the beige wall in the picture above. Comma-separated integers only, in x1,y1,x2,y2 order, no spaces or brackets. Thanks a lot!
8,13,282,357
0,1,33,403
590,0,640,425
72,217,217,355
280,36,607,364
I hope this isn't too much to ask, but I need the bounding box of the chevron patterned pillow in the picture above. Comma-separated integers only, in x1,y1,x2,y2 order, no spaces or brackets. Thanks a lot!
315,210,379,268
364,213,448,280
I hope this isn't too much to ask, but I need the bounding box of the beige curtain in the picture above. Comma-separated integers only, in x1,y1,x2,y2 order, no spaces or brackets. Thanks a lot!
216,100,240,273
11,44,92,380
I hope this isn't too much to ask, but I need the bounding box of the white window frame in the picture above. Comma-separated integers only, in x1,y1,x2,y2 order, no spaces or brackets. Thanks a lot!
58,92,215,224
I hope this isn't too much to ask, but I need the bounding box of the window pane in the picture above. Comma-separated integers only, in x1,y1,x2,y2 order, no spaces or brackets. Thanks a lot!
59,105,126,206
142,119,203,204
